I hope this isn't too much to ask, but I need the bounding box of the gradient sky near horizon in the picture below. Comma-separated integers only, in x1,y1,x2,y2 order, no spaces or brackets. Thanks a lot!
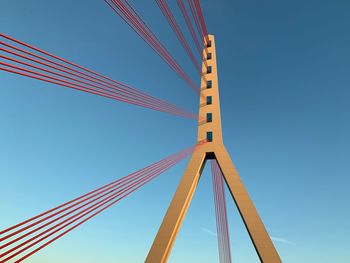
1,0,350,262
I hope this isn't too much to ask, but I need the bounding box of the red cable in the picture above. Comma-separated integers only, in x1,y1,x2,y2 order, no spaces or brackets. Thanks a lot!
219,165,232,263
0,61,172,116
211,160,232,263
0,62,196,119
177,0,208,68
0,59,192,119
1,144,203,262
11,159,178,263
160,0,208,82
216,162,228,263
1,33,152,91
211,161,223,263
111,0,189,86
1,35,171,105
104,0,200,95
217,163,228,263
1,53,191,118
0,154,183,260
193,0,209,43
0,35,197,119
121,0,206,100
0,44,190,116
155,0,203,78
0,145,193,240
177,0,201,55
187,0,208,48
212,161,223,262
0,153,179,247
215,161,226,263
0,147,186,236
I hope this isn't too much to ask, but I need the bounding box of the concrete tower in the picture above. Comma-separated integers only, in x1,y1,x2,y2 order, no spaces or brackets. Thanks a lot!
146,35,281,263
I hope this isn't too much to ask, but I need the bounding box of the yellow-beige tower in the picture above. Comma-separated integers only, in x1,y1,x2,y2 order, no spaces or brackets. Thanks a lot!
146,35,282,263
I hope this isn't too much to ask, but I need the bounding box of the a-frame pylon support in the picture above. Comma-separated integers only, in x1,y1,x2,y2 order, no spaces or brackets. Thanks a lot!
146,35,282,263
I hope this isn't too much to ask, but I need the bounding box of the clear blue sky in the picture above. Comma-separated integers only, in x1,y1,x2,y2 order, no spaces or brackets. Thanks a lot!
1,0,349,262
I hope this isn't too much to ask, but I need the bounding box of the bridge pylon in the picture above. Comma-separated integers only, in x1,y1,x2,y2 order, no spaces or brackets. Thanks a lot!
146,35,282,263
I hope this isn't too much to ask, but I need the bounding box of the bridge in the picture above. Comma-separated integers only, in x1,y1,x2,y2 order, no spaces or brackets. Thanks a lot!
0,1,281,262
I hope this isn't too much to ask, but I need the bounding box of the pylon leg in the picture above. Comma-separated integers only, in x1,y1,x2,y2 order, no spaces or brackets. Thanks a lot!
145,150,206,263
215,146,282,263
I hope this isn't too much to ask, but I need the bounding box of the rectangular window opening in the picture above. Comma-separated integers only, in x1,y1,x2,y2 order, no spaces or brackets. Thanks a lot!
207,113,212,122
207,53,212,60
207,80,212,89
206,131,213,142
206,96,212,105
207,66,212,74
